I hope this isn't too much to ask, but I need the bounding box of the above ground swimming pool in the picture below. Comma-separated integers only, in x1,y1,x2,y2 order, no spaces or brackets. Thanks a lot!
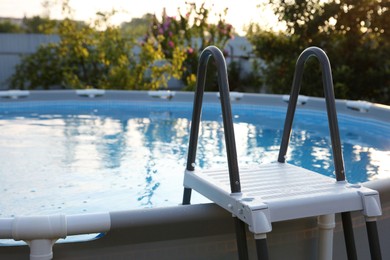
1,90,389,219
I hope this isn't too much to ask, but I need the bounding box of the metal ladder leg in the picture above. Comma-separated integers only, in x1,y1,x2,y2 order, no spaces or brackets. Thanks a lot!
341,212,357,260
182,187,192,205
366,218,382,260
235,217,249,260
255,234,269,260
183,46,251,259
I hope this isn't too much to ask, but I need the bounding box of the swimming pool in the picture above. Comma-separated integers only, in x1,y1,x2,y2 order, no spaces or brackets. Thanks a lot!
1,91,389,218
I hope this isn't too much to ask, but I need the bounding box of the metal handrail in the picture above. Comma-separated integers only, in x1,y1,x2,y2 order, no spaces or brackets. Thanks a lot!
277,46,359,259
185,45,241,193
277,46,346,182
182,45,249,260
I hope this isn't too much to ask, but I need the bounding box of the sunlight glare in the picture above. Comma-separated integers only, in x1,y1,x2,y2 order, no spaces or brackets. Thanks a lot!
0,0,284,35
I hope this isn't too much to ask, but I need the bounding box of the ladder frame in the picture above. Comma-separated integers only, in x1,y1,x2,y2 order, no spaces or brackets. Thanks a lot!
278,46,382,260
182,45,251,259
182,46,382,260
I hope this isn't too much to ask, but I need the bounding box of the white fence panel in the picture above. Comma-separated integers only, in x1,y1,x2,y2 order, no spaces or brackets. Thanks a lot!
0,33,60,89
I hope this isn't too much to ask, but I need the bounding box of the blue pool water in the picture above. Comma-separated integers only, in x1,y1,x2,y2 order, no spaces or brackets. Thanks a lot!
0,100,389,217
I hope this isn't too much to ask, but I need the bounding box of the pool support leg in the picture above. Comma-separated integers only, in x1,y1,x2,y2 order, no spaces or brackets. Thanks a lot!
318,214,336,260
27,239,57,260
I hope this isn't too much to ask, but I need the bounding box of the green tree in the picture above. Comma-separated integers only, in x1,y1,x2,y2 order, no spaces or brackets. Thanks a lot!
10,1,235,91
22,15,58,34
10,11,186,90
120,14,153,39
0,20,23,33
248,0,389,104
145,2,235,90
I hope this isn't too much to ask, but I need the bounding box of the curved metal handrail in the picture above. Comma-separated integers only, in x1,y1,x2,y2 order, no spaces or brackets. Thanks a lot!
185,45,241,193
277,46,346,182
276,47,365,260
183,46,250,260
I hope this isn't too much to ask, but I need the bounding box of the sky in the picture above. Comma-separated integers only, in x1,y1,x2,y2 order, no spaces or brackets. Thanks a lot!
0,0,282,35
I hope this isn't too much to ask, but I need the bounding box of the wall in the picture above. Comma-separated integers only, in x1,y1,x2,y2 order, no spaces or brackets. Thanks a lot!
0,33,60,90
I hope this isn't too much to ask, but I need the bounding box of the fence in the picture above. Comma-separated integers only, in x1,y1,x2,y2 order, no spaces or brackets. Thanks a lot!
0,33,60,90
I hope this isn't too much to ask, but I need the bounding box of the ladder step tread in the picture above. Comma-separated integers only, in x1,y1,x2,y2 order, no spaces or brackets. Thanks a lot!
183,162,379,223
201,162,338,200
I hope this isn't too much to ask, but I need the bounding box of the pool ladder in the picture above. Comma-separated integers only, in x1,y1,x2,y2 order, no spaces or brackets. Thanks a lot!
182,46,383,259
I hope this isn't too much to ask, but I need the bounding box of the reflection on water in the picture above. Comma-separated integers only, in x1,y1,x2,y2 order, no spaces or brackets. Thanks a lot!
0,103,389,217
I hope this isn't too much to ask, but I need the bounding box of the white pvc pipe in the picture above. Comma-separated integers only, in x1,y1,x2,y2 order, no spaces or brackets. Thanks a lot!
0,218,13,238
27,239,57,260
12,215,67,240
0,212,111,260
66,212,111,235
317,214,336,260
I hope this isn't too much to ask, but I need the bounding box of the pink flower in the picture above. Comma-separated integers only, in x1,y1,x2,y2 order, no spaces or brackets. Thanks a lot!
187,47,194,54
168,41,174,48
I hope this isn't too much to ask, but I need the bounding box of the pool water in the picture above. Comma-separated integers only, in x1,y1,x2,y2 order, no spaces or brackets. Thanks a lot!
1,101,389,217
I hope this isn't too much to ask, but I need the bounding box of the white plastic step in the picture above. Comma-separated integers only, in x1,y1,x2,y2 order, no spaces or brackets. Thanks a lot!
184,162,381,234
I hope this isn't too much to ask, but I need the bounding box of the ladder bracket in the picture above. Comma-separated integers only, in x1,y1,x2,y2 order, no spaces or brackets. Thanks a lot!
235,199,272,234
358,189,382,217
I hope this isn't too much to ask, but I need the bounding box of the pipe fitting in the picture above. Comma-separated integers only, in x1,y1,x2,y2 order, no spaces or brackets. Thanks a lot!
12,215,67,240
27,239,57,260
